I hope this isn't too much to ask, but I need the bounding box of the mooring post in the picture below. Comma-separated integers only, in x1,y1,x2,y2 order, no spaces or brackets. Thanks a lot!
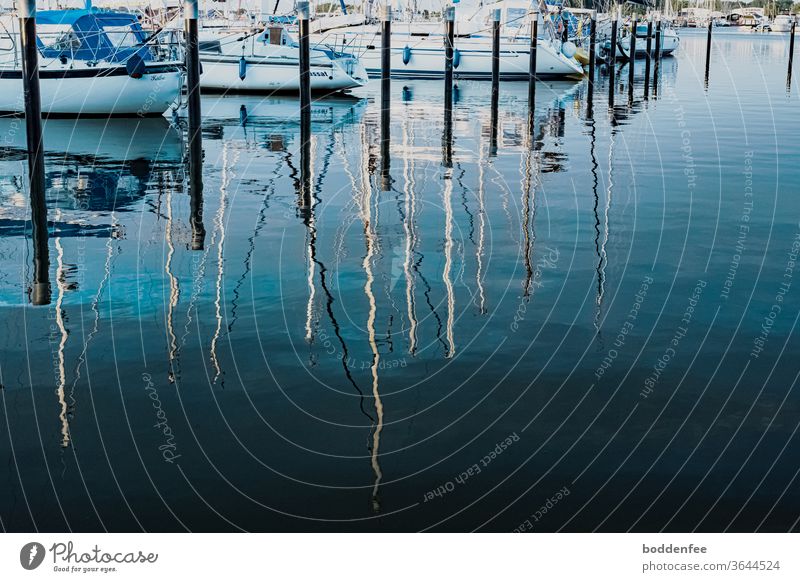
529,10,538,108
20,0,49,305
381,5,391,189
644,14,652,99
184,0,204,250
628,13,637,102
705,17,712,87
444,5,455,112
491,8,501,102
489,8,500,156
609,8,619,108
185,0,201,141
298,1,311,117
788,16,796,89
654,15,661,63
297,1,311,212
588,10,597,89
609,7,619,70
653,15,661,96
381,6,391,115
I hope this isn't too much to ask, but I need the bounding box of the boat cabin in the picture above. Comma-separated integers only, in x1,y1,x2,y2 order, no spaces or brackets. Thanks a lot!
0,9,154,64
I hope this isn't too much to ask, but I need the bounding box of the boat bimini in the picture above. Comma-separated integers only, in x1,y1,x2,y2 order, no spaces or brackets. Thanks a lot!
0,8,183,116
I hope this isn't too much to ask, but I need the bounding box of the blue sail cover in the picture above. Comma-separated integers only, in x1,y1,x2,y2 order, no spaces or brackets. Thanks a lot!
36,9,152,63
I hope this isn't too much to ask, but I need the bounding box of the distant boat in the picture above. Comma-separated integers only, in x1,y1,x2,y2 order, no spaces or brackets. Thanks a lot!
309,0,584,79
0,9,182,116
770,15,795,33
196,25,368,93
595,18,680,60
616,22,681,59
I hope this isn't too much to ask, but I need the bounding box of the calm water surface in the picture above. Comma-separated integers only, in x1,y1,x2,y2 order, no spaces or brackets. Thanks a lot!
1,31,799,532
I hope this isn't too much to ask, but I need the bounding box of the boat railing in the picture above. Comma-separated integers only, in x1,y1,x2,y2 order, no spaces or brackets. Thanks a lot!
0,25,184,69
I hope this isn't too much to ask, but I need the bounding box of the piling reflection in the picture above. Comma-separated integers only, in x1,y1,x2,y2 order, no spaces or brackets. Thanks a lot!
189,121,206,251
30,172,50,305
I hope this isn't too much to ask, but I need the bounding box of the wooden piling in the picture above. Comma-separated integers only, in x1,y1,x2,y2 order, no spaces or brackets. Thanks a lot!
653,16,661,96
609,9,619,108
185,0,201,141
298,1,311,117
529,9,538,111
644,15,652,99
788,17,796,89
588,10,597,89
705,17,712,87
654,16,661,63
19,0,49,305
381,6,391,114
628,14,637,102
491,8,501,103
381,5,391,189
444,5,455,112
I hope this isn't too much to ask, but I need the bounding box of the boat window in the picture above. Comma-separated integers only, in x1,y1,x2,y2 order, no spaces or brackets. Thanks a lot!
37,24,80,51
103,24,141,48
199,40,222,53
506,8,527,28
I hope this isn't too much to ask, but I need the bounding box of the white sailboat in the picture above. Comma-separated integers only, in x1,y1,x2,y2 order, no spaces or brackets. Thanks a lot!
196,25,369,92
0,8,183,115
159,0,369,92
771,14,795,32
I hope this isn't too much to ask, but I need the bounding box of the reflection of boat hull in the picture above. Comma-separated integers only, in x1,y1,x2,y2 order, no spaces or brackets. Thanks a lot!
199,53,368,92
0,117,182,161
0,64,183,116
180,93,367,127
313,31,584,78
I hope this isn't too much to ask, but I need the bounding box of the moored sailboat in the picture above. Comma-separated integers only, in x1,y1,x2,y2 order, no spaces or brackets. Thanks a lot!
0,8,183,116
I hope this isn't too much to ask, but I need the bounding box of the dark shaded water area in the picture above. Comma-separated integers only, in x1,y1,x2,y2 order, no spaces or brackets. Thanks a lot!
1,30,800,532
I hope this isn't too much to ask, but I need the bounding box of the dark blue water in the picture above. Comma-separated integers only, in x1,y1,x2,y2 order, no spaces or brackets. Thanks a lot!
1,30,799,532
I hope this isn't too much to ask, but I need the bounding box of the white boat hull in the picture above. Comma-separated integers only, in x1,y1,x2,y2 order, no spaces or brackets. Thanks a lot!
314,31,584,79
615,30,680,59
771,22,794,32
0,64,182,116
199,53,368,92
